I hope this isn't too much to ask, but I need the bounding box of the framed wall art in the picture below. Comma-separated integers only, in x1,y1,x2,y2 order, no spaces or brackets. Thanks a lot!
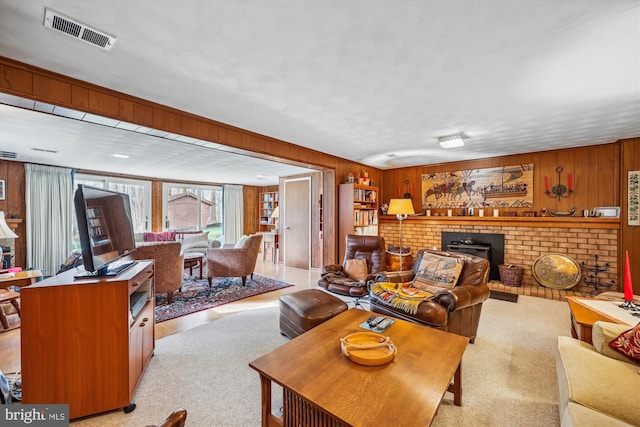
0,180,5,200
421,164,534,209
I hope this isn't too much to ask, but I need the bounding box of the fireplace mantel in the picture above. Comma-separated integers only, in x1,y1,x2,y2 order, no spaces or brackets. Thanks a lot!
379,215,620,229
6,218,22,231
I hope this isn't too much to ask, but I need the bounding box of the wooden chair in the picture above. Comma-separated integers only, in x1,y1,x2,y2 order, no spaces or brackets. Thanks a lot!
146,408,187,427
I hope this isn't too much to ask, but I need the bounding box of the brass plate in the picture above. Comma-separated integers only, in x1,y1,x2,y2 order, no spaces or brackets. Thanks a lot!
532,254,582,289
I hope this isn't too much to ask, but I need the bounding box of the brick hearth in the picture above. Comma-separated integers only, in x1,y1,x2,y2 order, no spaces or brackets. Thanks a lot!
379,217,620,302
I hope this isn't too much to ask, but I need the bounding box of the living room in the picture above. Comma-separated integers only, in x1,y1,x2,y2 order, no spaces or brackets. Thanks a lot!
1,1,640,426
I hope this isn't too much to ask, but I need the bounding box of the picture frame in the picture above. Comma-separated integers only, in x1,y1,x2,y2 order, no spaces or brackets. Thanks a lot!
593,206,620,218
0,180,5,200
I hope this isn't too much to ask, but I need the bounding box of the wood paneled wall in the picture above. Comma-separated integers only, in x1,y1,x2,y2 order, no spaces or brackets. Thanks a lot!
620,137,640,295
380,144,620,215
0,161,26,267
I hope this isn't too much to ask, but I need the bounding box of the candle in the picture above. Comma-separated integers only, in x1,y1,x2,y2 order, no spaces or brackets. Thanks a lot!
624,250,634,302
426,209,431,216
568,174,573,191
478,209,484,217
544,176,550,192
447,209,452,217
493,209,499,217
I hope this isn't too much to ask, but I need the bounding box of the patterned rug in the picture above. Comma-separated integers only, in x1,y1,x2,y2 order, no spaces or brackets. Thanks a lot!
154,274,293,322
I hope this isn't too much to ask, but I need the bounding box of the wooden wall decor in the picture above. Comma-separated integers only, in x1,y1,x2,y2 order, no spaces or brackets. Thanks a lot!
628,170,640,226
421,163,534,209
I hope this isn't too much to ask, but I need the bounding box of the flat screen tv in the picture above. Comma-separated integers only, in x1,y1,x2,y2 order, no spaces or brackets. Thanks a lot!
74,184,137,278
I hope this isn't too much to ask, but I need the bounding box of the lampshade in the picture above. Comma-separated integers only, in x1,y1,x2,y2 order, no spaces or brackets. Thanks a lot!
387,199,415,216
0,211,18,239
270,206,280,219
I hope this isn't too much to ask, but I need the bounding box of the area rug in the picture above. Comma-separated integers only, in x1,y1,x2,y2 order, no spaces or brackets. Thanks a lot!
154,274,293,322
73,295,570,426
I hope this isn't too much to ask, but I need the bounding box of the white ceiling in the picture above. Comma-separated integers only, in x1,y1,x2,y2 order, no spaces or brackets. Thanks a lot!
0,0,639,185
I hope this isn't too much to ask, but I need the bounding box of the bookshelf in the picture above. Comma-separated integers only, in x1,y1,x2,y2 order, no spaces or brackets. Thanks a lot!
338,183,379,260
259,191,279,232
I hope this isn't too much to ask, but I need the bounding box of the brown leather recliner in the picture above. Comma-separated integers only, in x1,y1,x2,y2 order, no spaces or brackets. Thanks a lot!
370,249,490,343
318,234,386,298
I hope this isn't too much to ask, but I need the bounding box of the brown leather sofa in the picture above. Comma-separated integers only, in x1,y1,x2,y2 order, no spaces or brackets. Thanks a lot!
318,234,386,298
206,234,263,286
132,241,184,304
370,249,490,343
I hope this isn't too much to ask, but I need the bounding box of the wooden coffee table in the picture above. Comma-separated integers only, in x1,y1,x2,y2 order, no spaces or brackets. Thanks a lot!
566,296,626,344
250,308,469,427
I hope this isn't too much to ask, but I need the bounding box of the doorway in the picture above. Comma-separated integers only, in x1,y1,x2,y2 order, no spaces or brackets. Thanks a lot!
283,177,311,269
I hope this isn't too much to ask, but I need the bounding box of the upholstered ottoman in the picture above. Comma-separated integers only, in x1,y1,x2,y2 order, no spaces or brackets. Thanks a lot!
279,289,348,338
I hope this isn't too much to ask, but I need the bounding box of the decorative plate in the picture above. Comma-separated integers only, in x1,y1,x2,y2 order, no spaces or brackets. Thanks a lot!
340,332,397,366
532,254,582,289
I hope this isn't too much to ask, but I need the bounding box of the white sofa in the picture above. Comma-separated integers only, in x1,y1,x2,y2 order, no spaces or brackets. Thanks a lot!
555,321,640,426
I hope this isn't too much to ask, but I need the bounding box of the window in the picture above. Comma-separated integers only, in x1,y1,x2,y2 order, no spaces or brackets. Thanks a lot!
162,183,222,239
72,175,152,250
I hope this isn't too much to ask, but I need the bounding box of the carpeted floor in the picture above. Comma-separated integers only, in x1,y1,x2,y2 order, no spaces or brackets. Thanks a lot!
154,274,293,322
73,294,570,426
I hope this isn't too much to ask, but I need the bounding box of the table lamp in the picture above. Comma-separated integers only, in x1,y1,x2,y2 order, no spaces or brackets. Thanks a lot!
387,199,414,270
0,211,18,269
270,206,280,232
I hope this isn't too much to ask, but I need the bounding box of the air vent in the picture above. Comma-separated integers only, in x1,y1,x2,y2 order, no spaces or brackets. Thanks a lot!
31,147,59,154
44,8,116,51
0,151,17,159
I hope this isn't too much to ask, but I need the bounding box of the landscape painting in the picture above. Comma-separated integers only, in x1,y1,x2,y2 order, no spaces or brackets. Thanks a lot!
421,164,534,209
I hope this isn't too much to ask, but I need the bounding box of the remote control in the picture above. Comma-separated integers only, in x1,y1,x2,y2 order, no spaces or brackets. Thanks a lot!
375,318,393,331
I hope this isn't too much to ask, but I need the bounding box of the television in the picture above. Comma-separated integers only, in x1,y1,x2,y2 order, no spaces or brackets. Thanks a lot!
74,184,137,278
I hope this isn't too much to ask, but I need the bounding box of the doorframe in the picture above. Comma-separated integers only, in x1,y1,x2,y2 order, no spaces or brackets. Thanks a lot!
282,176,311,269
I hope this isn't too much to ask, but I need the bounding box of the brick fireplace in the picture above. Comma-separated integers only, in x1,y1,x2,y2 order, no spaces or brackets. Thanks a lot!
379,216,620,301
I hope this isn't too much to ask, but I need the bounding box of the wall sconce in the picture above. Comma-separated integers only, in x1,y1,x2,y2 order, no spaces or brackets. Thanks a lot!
545,166,574,199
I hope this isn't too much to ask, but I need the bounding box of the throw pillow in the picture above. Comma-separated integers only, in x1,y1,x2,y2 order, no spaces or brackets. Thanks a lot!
180,231,209,252
234,235,250,249
608,322,640,363
143,231,176,242
344,258,368,281
412,253,464,293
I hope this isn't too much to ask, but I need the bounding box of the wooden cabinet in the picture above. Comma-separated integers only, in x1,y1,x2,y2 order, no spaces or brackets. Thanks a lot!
259,191,279,232
338,183,379,260
20,261,155,419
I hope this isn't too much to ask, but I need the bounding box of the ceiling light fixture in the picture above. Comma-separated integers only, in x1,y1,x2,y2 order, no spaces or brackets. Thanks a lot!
438,133,467,149
111,153,130,158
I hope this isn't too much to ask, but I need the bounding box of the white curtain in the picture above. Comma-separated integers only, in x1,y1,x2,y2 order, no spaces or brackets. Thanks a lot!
25,164,74,277
222,184,244,244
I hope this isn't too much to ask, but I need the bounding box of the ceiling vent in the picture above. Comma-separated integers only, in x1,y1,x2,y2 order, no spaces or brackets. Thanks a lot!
0,151,17,160
44,8,116,51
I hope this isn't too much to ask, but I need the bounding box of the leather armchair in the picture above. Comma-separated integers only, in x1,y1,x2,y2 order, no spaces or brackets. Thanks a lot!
318,234,386,298
371,249,490,343
206,234,263,286
132,241,184,305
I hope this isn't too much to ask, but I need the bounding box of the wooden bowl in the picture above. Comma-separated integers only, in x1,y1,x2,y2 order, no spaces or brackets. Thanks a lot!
340,332,397,366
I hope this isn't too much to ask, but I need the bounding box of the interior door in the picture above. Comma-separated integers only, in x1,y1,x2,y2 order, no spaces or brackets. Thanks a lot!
283,178,310,269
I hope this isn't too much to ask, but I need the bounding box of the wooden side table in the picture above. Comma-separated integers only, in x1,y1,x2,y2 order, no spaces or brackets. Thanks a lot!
0,288,21,331
0,270,42,289
183,253,204,280
566,296,624,344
